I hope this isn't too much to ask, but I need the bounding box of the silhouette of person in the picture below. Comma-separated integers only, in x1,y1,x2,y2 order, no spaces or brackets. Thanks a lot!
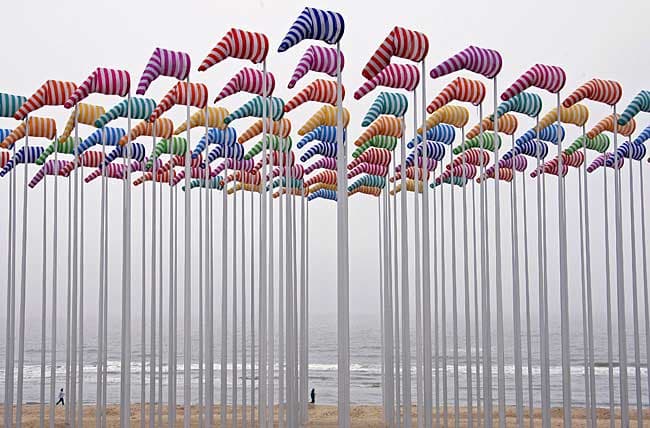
310,388,315,404
56,388,65,406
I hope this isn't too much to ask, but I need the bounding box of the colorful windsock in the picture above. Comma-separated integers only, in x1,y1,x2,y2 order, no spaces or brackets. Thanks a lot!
562,79,623,108
132,169,177,186
174,107,229,134
308,189,337,202
417,105,470,134
28,160,71,187
304,156,337,175
199,28,269,71
60,151,105,175
238,118,292,144
453,132,501,155
477,168,514,183
149,82,209,122
408,124,456,148
95,97,157,128
300,142,337,162
427,77,486,114
0,146,45,176
119,119,174,146
446,148,491,169
211,159,255,176
58,103,105,141
348,163,389,179
501,64,566,100
244,135,292,160
297,125,343,148
516,124,565,146
586,114,636,138
14,80,77,120
64,68,130,108
354,64,419,100
354,116,404,147
183,177,225,191
224,96,285,124
501,140,549,161
251,151,295,172
136,48,191,95
390,167,430,182
531,157,569,177
298,105,350,135
191,128,238,159
606,141,646,163
633,125,650,145
406,141,447,164
278,7,344,52
349,185,382,197
0,93,27,118
562,151,585,168
618,90,650,126
493,92,543,119
348,174,386,192
145,137,188,169
288,45,343,89
36,137,78,165
285,79,344,112
347,148,392,169
482,155,528,179
85,161,145,182
563,134,610,155
390,179,425,194
361,92,409,126
353,135,398,158
586,152,623,173
1,117,57,149
436,164,477,183
205,142,245,165
214,67,275,102
0,149,11,169
537,104,589,130
79,127,126,153
362,26,428,80
305,170,337,187
99,143,147,168
466,114,519,139
429,46,502,79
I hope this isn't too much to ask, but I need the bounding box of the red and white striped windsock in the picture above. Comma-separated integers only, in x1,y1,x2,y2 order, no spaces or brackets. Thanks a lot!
501,64,566,101
347,147,392,169
60,151,105,176
64,67,131,108
268,164,305,181
348,162,389,179
562,78,623,108
429,45,502,79
14,80,77,120
133,169,176,186
361,26,429,80
466,114,519,139
285,79,344,112
530,157,570,177
354,63,419,100
199,28,269,71
171,166,211,186
85,161,144,183
304,170,337,187
160,154,203,173
445,148,491,170
0,150,11,169
477,168,514,183
354,116,404,147
562,151,585,168
214,67,276,102
288,45,344,89
251,151,296,174
149,82,209,122
436,163,477,183
136,48,191,95
426,77,486,114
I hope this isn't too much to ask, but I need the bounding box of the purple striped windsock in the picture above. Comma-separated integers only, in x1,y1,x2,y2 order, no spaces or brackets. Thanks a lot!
136,47,191,95
429,45,502,79
501,64,566,101
64,67,131,108
288,45,343,89
354,63,420,100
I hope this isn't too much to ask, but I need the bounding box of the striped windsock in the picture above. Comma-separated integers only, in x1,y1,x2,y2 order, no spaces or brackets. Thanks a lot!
145,137,188,169
132,170,176,186
430,176,470,188
252,151,296,173
586,152,624,173
0,146,45,176
349,185,382,197
84,161,145,183
454,132,501,155
226,171,261,186
477,168,514,183
446,147,491,169
493,92,543,119
516,124,565,146
618,90,650,126
64,68,131,108
353,135,398,158
59,103,105,141
288,45,343,89
174,107,229,134
562,78,623,108
409,141,447,163
354,64,419,100
224,96,285,124
191,128,238,159
28,160,72,187
1,117,57,149
427,76,486,114
436,163,477,183
285,79,344,112
307,189,337,202
136,47,191,95
94,97,157,128
586,113,636,139
215,67,275,102
417,105,470,134
633,125,650,145
78,127,126,153
466,114,519,139
150,82,209,122
238,118,292,144
228,182,262,194
483,155,528,178
531,158,570,177
0,149,11,169
307,182,337,194
502,140,549,161
390,167,430,182
170,166,212,186
273,187,307,198
268,164,305,180
205,143,245,165
212,159,255,176
347,148,392,169
297,125,342,148
278,7,344,52
362,92,409,126
0,93,27,118
159,154,203,173
403,155,439,172
408,123,456,148
199,28,269,71
390,179,425,194
562,151,585,168
183,177,225,192
348,163,389,179
362,26,428,80
119,118,174,146
60,151,105,175
607,141,646,162
298,105,350,135
500,64,566,100
348,174,386,192
536,104,589,130
429,45,502,79
14,80,77,120
244,135,292,160
304,156,337,175
305,170,337,187
268,176,304,191
36,137,77,165
100,143,147,168
354,116,404,147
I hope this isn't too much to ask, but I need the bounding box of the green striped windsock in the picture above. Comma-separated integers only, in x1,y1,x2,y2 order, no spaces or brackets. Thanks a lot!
269,176,303,190
0,93,27,118
224,96,285,124
244,135,292,160
361,92,409,126
430,175,468,188
453,132,501,155
347,174,386,192
563,134,610,155
35,137,78,165
352,135,398,158
618,90,650,126
145,136,188,169
493,92,542,119
183,177,225,191
94,97,157,128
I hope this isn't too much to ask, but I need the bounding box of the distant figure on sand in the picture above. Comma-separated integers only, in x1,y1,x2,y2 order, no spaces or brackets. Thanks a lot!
56,388,64,406
310,388,315,404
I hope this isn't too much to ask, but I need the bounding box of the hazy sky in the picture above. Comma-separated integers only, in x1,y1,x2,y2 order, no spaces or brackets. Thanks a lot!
2,0,650,339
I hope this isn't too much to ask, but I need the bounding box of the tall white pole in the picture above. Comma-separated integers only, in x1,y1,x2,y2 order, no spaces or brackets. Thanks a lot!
50,137,61,428
39,165,48,428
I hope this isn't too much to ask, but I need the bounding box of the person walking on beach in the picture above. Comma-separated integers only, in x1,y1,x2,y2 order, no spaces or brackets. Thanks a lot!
56,388,64,406
310,388,316,404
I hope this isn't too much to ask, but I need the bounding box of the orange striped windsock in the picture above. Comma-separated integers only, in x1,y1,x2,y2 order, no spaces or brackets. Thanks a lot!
586,113,636,139
476,168,514,183
536,104,589,131
298,105,350,135
228,182,262,194
347,148,392,169
426,77,486,114
500,64,566,100
64,67,131,108
1,117,57,149
214,67,276,102
466,114,519,139
354,63,420,100
132,170,176,186
118,118,174,146
362,26,429,80
284,79,344,112
349,185,382,197
562,78,623,108
173,107,229,134
390,167,430,182
59,103,105,141
304,170,337,187
198,28,269,71
149,82,209,122
418,105,470,133
238,118,292,144
354,116,404,147
390,179,425,194
14,80,77,120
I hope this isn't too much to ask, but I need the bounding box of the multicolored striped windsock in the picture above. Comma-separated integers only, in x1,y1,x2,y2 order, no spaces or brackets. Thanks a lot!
307,188,337,202
0,93,27,118
224,96,285,124
0,149,11,169
226,170,262,186
408,123,457,148
531,157,570,177
477,168,514,183
305,170,337,187
191,127,238,159
483,155,528,179
95,97,157,128
352,135,398,158
288,45,343,89
214,67,275,102
132,169,177,186
426,77,486,114
500,64,566,100
149,82,209,122
435,163,477,183
199,28,269,71
362,92,409,126
244,135,292,160
390,167,430,182
347,148,392,169
298,105,350,135
586,113,636,138
466,114,519,139
304,156,337,175
183,177,226,191
85,161,146,182
59,103,105,141
349,185,382,197
14,80,77,120
502,140,549,161
60,151,105,175
347,162,389,179
64,68,131,108
278,7,344,52
0,146,46,176
174,107,229,134
28,160,72,187
354,63,420,100
493,92,543,119
536,104,589,130
586,152,623,173
446,147,491,170
348,174,386,192
563,134,610,155
429,45,502,79
118,119,174,146
562,78,623,108
362,26,428,80
285,79,344,112
205,142,245,165
297,125,343,148
417,105,470,133
145,136,188,169
268,176,304,192
99,143,147,168
36,137,77,165
618,90,650,126
136,48,191,95
78,127,126,153
300,141,337,162
238,118,292,144
267,164,305,180
354,115,404,147
453,132,501,155
390,179,425,194
1,117,57,149
516,124,565,146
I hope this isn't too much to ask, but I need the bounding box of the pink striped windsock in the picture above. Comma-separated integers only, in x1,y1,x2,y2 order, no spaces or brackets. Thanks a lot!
562,78,623,108
133,170,176,186
14,80,77,120
28,160,71,188
436,163,477,183
429,45,502,79
586,152,624,172
285,79,344,112
0,150,10,169
390,166,430,182
500,64,566,101
531,157,570,177
482,155,528,178
304,156,337,175
198,28,269,72
64,67,131,108
362,26,429,80
212,158,255,175
288,45,343,89
354,63,420,100
445,148,491,170
215,67,276,102
171,166,211,186
268,164,305,180
427,77,486,113
60,151,105,175
347,162,389,179
149,82,209,122
136,48,191,95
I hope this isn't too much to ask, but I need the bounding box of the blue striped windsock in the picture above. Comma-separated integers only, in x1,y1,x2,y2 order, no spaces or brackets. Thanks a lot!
278,7,345,52
307,188,338,202
493,92,543,119
77,127,126,153
224,96,285,124
414,140,447,161
361,92,409,126
191,127,238,159
407,123,456,148
606,141,646,164
300,141,337,162
618,90,650,126
501,140,549,161
100,142,147,168
205,143,245,165
94,97,157,128
297,125,343,148
0,146,45,176
515,124,565,146
633,125,650,146
182,177,225,192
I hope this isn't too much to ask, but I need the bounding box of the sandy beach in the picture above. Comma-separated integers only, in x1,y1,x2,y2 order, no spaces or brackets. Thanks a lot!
3,404,648,427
